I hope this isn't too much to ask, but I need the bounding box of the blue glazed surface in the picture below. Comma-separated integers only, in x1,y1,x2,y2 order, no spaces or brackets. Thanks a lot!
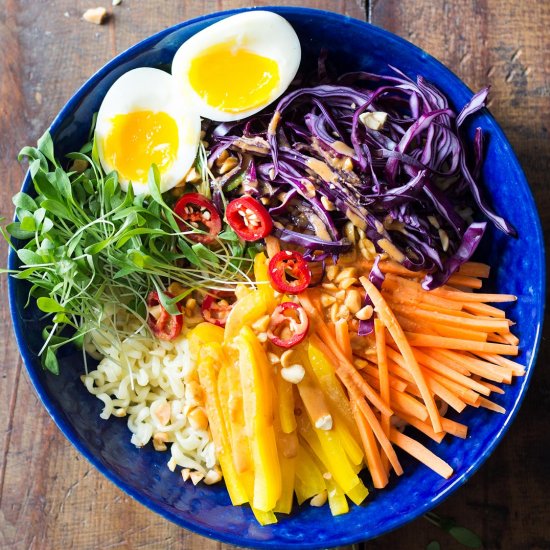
7,7,545,549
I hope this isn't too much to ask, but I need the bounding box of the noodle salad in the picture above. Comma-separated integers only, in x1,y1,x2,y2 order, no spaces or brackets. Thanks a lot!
3,11,523,525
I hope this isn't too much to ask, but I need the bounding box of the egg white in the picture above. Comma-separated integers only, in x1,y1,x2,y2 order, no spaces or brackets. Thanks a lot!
95,67,201,194
171,11,301,122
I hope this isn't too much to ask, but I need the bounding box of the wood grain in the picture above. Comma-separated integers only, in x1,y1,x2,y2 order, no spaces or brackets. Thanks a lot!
0,0,548,549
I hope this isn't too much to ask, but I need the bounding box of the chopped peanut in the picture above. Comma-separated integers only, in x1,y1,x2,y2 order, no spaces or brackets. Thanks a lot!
82,7,108,24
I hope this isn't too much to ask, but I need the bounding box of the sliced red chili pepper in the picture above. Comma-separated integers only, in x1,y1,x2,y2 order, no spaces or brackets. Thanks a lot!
201,291,234,327
174,193,222,244
146,291,183,341
225,195,273,241
267,302,309,349
268,250,312,295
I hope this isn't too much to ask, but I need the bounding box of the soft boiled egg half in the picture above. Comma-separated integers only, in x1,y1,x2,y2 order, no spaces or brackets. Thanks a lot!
171,11,301,122
95,67,201,194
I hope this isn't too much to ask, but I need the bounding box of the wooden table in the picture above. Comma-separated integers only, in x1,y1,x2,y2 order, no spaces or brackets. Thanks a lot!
0,1,548,548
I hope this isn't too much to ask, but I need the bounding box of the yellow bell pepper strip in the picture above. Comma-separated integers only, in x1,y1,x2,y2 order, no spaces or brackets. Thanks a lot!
307,342,359,439
294,443,326,505
306,442,350,516
295,350,333,433
325,475,349,516
273,454,295,514
273,386,297,514
296,407,363,495
196,343,248,506
275,370,297,434
217,362,252,474
225,290,267,342
345,479,370,506
254,252,278,313
188,322,225,362
239,469,278,526
332,412,364,467
237,326,281,512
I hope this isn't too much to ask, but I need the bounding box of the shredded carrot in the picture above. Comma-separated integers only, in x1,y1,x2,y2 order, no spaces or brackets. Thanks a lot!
334,319,352,361
475,352,526,376
348,384,403,475
404,332,519,356
462,301,507,318
393,409,446,443
390,428,454,479
440,418,468,439
351,401,388,489
479,397,506,414
457,261,491,278
446,273,483,289
360,277,443,434
392,304,510,333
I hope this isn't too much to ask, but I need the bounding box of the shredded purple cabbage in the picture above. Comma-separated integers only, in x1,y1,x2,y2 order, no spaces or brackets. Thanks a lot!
204,58,514,289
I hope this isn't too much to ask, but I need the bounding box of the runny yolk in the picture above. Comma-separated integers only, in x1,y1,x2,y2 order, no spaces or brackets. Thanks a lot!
103,111,179,183
188,43,280,113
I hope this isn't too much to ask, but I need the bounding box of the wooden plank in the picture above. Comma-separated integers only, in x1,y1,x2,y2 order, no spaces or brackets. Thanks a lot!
370,1,550,548
0,2,365,549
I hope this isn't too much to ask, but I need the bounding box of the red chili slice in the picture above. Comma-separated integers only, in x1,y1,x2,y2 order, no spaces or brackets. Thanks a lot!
174,193,222,244
267,302,309,349
146,291,183,341
268,250,312,295
201,292,234,327
225,195,273,241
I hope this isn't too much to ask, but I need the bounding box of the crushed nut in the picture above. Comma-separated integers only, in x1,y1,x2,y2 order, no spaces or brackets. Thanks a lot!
320,293,336,308
310,490,328,507
82,6,108,24
354,358,368,370
356,304,374,321
439,228,450,252
359,111,388,131
153,432,169,451
344,289,362,314
218,156,239,175
215,150,229,166
153,401,171,426
280,364,305,384
322,282,338,291
335,267,357,283
267,352,280,365
188,406,209,431
339,277,358,290
314,414,333,431
342,157,354,171
326,265,339,281
190,471,205,485
320,195,336,211
204,467,222,485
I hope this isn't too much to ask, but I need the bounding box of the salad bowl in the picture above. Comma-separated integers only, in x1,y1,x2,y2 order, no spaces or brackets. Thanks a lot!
7,7,544,549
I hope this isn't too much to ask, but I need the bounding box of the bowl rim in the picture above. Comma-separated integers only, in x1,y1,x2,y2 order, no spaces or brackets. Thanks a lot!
7,5,546,549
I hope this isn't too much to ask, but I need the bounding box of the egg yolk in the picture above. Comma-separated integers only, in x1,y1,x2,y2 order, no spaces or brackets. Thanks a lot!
103,111,179,183
188,43,280,113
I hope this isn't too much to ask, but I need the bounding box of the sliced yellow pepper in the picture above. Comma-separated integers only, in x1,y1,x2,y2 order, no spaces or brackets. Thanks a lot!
308,342,359,438
296,410,361,495
225,289,267,342
294,443,326,505
237,326,281,512
217,362,252,474
254,252,277,313
188,322,224,363
275,370,297,434
196,343,247,506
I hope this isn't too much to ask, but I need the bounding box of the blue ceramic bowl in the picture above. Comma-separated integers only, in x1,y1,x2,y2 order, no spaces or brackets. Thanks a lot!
8,7,545,549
